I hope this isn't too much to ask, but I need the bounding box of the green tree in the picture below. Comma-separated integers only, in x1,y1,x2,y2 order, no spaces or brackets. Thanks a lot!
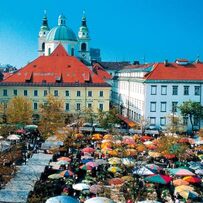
166,114,184,134
98,107,121,132
179,100,203,132
39,94,65,139
6,96,33,125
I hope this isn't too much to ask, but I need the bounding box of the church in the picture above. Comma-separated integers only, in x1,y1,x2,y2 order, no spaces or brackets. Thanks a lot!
0,12,111,115
38,11,92,63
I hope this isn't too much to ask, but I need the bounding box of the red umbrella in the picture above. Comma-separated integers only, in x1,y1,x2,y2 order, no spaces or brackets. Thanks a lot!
80,164,93,170
57,157,71,162
183,176,201,184
164,154,176,159
82,147,95,153
140,135,153,142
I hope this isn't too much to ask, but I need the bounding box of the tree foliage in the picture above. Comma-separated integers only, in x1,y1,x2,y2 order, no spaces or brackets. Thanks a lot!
179,100,203,131
98,107,120,131
39,94,65,139
6,96,33,125
166,114,184,134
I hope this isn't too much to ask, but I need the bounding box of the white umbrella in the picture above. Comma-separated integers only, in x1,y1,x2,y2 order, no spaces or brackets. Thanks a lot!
73,183,90,191
46,195,79,203
7,134,20,140
133,166,156,175
84,197,115,203
0,136,4,139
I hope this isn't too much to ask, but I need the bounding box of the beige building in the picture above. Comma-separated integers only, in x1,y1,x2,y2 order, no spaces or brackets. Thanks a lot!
0,44,110,114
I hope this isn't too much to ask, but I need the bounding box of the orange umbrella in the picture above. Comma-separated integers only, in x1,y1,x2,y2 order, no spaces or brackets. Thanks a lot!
124,149,137,156
74,133,84,139
108,149,118,156
148,151,162,158
101,142,112,149
92,133,103,140
140,135,153,142
133,134,140,140
103,134,113,140
163,154,176,159
173,179,189,186
57,157,71,162
146,145,157,150
136,144,146,152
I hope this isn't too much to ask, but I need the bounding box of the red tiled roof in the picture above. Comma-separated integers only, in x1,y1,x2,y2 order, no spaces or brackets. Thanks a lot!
93,63,112,80
3,72,13,80
2,44,107,84
145,62,203,81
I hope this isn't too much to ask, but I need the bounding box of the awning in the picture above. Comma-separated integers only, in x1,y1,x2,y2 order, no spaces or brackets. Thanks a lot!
117,114,137,127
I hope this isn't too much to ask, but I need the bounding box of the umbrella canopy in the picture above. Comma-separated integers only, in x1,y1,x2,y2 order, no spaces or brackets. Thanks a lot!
140,135,153,142
168,168,195,176
108,166,122,173
84,197,115,203
183,176,201,183
15,129,26,134
122,137,135,145
82,147,95,153
7,134,20,140
74,133,84,139
80,164,93,171
81,158,94,164
133,166,156,176
178,190,199,200
48,174,62,179
108,178,124,186
146,164,162,172
124,149,137,156
56,160,69,165
57,157,71,162
148,151,162,158
121,175,134,182
24,124,38,130
89,184,103,194
103,134,113,140
92,134,103,140
122,158,136,167
60,170,74,177
0,136,4,139
173,179,189,186
195,169,203,175
144,174,172,184
73,183,90,191
86,161,98,168
46,195,79,203
175,185,195,193
108,157,121,165
163,154,176,159
95,159,107,165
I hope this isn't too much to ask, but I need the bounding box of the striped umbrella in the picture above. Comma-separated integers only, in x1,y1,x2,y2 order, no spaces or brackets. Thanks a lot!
144,174,172,184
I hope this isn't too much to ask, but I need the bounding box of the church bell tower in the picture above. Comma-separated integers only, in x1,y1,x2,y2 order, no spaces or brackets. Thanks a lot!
38,11,50,56
78,11,90,62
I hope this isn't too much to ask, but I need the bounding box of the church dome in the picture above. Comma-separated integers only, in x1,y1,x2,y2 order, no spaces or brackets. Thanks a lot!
46,15,77,42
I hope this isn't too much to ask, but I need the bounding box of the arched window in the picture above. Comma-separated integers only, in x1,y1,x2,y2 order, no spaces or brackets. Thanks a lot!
42,42,45,51
81,43,87,51
71,48,74,56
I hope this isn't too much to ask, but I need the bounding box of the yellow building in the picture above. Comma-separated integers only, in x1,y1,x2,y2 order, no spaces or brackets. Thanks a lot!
0,44,110,114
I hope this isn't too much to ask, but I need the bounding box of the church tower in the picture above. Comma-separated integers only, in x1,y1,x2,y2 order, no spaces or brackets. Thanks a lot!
78,11,90,62
38,11,50,56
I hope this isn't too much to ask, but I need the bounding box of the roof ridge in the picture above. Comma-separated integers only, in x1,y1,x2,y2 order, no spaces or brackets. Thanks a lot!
50,44,68,56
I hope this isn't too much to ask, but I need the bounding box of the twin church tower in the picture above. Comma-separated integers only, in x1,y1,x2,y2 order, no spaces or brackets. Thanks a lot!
38,11,91,62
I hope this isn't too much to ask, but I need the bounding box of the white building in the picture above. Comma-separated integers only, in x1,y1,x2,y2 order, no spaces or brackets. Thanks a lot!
38,11,91,63
112,59,203,131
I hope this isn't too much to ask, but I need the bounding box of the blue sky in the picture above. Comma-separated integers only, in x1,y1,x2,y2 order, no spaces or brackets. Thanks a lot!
0,0,203,68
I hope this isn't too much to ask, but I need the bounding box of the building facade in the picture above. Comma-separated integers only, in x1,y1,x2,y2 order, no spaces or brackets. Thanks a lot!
112,59,203,131
0,45,110,114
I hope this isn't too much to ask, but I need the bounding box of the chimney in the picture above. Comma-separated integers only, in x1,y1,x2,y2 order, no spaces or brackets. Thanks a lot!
133,61,140,65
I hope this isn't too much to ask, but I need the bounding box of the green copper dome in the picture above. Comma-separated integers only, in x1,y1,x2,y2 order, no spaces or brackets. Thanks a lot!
46,15,77,42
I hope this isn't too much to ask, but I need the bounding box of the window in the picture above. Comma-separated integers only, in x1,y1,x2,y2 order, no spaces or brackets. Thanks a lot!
88,91,92,97
151,85,157,95
160,102,167,112
71,48,74,56
3,89,7,96
150,102,156,112
24,90,28,96
172,86,178,95
44,90,48,97
42,42,45,51
150,117,156,126
54,90,58,97
65,103,69,111
65,90,69,97
77,91,81,97
160,117,166,126
184,86,189,95
99,103,104,111
76,103,81,111
172,102,178,113
99,91,103,97
81,43,87,51
13,89,17,96
34,103,38,110
195,86,200,95
161,86,167,95
34,90,38,97
88,103,92,108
